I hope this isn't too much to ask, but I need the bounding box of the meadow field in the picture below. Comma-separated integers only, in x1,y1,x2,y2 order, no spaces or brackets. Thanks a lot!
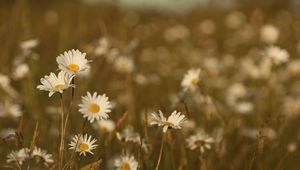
1,0,300,169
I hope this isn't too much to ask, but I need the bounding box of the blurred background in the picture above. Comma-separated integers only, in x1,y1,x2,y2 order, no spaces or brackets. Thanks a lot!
1,0,300,169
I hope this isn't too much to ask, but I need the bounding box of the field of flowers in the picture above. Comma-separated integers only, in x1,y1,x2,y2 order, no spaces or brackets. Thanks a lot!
1,0,300,170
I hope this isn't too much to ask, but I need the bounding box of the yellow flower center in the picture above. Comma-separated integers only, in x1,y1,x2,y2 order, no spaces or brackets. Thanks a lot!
67,64,80,72
195,140,205,146
121,163,130,170
53,83,65,90
88,103,100,113
79,143,89,151
191,78,199,84
163,121,174,127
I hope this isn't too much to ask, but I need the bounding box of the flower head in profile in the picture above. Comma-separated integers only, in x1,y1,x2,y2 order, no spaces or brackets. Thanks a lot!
114,153,138,170
181,68,201,92
264,46,289,65
150,110,186,133
93,119,115,133
69,134,98,156
56,49,89,75
6,148,30,165
37,71,74,97
116,126,141,143
32,147,54,167
0,101,22,118
79,92,112,123
186,130,214,153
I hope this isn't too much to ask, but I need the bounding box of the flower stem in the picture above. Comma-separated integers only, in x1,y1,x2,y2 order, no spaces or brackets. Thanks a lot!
58,94,65,170
155,134,165,170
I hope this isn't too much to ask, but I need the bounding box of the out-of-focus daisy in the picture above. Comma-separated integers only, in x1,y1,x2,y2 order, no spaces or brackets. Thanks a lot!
94,37,111,56
79,92,111,123
93,119,115,133
186,131,214,153
32,147,54,166
150,110,186,133
260,24,279,44
69,134,97,156
20,39,39,53
116,126,141,143
0,74,18,97
114,56,135,73
12,63,30,80
181,68,201,92
264,46,289,65
0,101,22,118
0,128,15,139
114,153,138,170
56,49,89,75
7,148,30,165
37,71,74,97
225,11,245,29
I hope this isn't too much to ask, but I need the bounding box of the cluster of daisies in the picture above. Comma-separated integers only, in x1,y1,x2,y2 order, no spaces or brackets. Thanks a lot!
5,47,217,169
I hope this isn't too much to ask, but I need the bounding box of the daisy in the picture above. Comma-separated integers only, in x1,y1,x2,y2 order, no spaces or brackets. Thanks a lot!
114,56,134,73
12,63,30,80
150,110,186,133
259,24,279,44
79,92,111,123
186,131,214,153
116,126,141,143
264,46,289,65
32,147,54,166
181,68,201,92
93,119,115,133
69,134,98,156
114,153,138,170
7,148,30,165
37,71,74,97
0,101,22,118
56,49,89,75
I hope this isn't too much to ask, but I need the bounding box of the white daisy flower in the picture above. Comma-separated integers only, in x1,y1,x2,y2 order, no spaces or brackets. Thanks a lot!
260,24,279,44
264,46,289,65
69,134,98,156
20,39,39,52
0,101,22,118
56,49,89,75
7,148,30,165
116,126,141,143
114,153,138,170
150,110,186,133
32,147,54,166
37,71,74,97
186,131,214,153
181,68,201,92
114,56,135,74
79,92,112,123
12,63,30,80
93,119,115,133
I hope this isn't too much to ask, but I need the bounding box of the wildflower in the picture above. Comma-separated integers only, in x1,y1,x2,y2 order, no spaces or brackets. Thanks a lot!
186,131,214,153
116,126,141,143
56,49,89,75
69,134,98,156
20,39,39,53
32,147,54,166
0,101,22,118
181,68,201,92
114,56,135,73
114,153,138,170
79,92,111,123
150,110,186,133
12,63,30,80
6,148,30,165
37,71,74,97
93,119,115,133
264,46,289,65
260,24,279,44
94,37,111,56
